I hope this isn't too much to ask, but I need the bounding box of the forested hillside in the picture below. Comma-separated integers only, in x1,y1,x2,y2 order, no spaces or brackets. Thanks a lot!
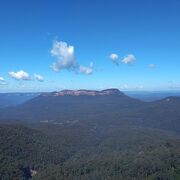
1,90,180,179
1,89,180,133
0,122,180,180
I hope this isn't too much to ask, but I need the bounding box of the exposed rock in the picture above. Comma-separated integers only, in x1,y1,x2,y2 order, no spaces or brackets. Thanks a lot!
41,89,123,97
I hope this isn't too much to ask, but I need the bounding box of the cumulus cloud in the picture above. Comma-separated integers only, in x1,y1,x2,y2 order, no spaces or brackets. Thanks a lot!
109,53,119,65
9,70,31,80
79,63,94,75
50,40,93,75
50,41,77,72
148,64,156,68
122,54,136,65
0,77,5,81
34,74,44,82
109,53,136,66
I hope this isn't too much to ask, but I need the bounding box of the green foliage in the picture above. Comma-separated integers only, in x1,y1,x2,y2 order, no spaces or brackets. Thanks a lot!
0,123,180,180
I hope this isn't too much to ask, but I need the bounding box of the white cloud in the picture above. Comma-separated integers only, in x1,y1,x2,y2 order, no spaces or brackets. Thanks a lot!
0,77,7,85
168,81,180,89
109,53,118,60
109,53,119,65
50,40,94,75
148,64,156,68
9,70,31,80
120,84,129,89
109,53,137,66
34,74,44,82
79,62,94,75
136,85,144,89
122,54,136,65
120,84,144,90
0,82,8,85
50,41,77,72
0,77,5,81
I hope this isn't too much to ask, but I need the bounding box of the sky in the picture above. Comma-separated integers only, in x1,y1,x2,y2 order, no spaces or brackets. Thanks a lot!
0,0,180,92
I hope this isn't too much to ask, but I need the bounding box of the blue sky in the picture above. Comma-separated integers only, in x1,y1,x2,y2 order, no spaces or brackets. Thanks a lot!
0,0,180,92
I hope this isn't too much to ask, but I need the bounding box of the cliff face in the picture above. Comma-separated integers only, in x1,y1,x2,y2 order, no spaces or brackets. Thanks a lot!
41,89,124,97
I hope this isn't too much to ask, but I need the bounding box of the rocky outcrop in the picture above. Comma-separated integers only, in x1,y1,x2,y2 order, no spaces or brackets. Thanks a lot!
41,89,124,97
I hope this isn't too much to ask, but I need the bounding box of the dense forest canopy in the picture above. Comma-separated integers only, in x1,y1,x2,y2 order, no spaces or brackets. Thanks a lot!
0,90,180,180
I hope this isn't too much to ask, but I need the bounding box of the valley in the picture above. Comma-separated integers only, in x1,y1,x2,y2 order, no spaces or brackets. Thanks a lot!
0,89,180,179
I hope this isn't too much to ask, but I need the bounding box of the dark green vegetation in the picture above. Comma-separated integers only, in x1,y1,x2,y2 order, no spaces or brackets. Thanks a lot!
1,89,180,133
1,123,180,180
0,89,180,179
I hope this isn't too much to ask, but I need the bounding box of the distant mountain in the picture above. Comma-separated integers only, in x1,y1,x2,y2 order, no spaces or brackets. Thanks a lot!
0,89,180,133
126,91,180,102
1,90,180,179
0,93,40,108
0,89,143,122
41,89,123,96
139,96,180,132
0,89,144,123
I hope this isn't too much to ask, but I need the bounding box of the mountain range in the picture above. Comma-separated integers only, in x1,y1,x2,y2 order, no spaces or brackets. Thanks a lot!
0,89,180,133
0,93,40,108
1,89,180,179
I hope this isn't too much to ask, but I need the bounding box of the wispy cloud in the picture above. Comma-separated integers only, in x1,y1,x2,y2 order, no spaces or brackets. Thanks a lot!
148,64,156,68
0,77,5,81
109,53,136,66
120,84,144,90
34,74,44,82
79,62,94,75
50,40,94,75
168,81,180,89
0,82,8,85
9,70,31,80
0,77,7,85
122,54,136,65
